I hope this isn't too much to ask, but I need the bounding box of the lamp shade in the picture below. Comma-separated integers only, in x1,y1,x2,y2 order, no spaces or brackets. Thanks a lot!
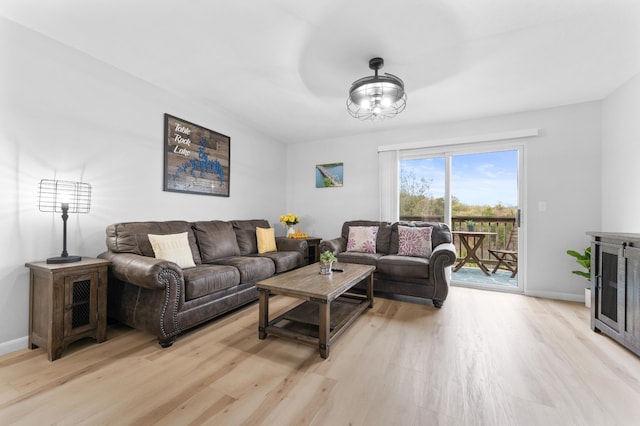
38,179,91,213
347,57,407,121
38,179,91,264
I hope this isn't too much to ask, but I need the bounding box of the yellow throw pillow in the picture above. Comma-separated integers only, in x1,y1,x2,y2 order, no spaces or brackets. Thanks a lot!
256,227,277,254
148,232,196,268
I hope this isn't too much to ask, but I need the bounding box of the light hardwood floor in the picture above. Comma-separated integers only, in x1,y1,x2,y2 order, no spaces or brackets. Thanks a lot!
1,286,640,425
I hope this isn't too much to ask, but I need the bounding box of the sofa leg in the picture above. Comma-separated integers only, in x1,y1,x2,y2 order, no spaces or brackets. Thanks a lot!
432,299,444,308
159,336,176,348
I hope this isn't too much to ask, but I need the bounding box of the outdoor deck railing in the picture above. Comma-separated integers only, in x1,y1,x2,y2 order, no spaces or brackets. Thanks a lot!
400,216,517,269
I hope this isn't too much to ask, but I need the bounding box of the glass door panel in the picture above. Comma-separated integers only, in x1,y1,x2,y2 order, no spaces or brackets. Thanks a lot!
400,156,445,222
450,150,519,290
400,146,522,293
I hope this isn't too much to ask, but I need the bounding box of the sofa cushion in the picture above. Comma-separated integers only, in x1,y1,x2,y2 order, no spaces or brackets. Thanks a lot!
398,225,433,258
256,227,277,253
346,226,379,253
192,221,241,262
105,221,202,264
341,220,391,254
232,219,271,230
213,256,275,282
232,219,271,255
235,229,257,255
256,251,304,274
336,251,384,266
148,232,197,268
414,221,452,247
183,264,240,300
377,255,430,279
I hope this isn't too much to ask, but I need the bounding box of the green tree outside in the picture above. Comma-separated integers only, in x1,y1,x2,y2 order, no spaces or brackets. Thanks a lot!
400,170,516,218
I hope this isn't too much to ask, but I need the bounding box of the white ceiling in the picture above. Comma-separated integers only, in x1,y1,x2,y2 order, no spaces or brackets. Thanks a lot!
2,0,640,144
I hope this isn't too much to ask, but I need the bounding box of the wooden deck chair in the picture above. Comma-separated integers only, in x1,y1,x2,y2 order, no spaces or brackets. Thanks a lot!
488,228,518,278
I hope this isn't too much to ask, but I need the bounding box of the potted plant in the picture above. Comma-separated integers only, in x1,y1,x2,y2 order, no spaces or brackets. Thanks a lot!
566,246,591,307
465,220,475,232
319,250,337,275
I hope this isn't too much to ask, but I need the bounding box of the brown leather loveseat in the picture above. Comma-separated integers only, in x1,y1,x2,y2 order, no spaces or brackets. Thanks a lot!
319,220,456,307
98,219,306,347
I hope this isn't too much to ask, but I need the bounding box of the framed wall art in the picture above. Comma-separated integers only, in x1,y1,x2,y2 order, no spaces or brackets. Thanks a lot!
315,162,343,188
163,113,230,197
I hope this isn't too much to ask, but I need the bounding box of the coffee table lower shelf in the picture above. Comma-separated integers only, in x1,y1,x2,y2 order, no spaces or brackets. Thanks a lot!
257,262,375,359
260,293,370,358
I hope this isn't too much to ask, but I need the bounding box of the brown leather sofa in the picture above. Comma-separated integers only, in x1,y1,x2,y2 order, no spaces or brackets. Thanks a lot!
318,220,456,307
98,219,306,347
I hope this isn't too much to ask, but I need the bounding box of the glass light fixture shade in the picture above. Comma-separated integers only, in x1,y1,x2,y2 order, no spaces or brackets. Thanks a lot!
347,59,407,121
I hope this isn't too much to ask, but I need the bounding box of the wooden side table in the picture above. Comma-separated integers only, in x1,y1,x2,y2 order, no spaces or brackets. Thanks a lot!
25,257,110,361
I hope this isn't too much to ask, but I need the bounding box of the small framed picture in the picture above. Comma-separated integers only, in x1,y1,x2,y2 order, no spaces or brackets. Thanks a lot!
316,163,343,188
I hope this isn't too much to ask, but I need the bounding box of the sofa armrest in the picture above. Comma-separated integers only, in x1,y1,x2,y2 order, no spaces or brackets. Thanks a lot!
98,251,184,291
431,242,457,266
430,242,457,293
319,237,347,254
275,238,308,256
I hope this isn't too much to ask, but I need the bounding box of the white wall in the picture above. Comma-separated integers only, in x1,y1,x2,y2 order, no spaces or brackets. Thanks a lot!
0,18,287,353
4,15,632,354
602,72,640,230
287,102,602,301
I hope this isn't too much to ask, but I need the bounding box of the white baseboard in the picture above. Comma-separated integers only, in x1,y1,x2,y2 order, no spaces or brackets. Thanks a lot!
524,290,584,303
0,336,29,356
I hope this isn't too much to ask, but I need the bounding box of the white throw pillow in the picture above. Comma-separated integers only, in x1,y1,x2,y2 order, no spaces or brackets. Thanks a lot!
148,232,196,268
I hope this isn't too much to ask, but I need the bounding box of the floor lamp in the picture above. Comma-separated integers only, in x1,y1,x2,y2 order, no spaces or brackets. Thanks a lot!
38,179,92,264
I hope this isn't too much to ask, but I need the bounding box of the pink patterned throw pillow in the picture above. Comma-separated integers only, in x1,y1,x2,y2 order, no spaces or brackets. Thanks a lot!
398,225,433,257
346,226,379,253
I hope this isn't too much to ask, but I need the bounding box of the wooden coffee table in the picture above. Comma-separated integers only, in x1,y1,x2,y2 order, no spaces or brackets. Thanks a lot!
256,262,375,359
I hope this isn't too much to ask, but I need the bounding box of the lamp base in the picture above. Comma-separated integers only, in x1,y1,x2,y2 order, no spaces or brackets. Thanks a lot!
46,255,82,264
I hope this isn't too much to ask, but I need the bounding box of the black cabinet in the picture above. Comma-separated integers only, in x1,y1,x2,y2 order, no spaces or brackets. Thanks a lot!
589,232,640,356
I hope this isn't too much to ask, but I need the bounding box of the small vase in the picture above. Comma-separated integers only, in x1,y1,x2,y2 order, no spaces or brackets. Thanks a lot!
286,225,295,238
320,261,333,275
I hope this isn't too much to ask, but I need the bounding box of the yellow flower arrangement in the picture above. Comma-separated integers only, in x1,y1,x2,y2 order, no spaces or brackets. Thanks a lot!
279,213,300,226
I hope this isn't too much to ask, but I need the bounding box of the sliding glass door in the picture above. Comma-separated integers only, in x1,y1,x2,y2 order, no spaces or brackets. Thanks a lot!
400,144,522,293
